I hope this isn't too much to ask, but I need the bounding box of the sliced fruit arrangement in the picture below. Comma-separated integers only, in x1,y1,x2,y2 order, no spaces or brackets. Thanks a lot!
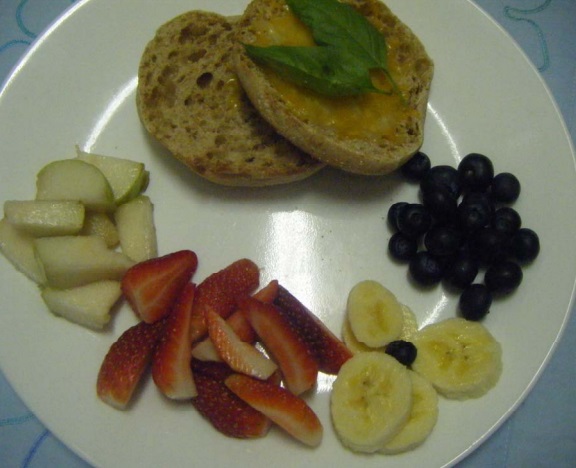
333,278,502,454
0,150,155,329
95,251,351,447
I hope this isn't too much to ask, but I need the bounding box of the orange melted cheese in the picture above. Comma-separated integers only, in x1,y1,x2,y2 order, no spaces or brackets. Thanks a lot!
251,11,415,141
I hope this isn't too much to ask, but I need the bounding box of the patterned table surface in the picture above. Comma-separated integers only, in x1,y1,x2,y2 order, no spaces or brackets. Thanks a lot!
1,0,575,467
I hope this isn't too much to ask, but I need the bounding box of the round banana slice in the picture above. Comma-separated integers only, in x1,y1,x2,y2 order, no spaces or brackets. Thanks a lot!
341,317,377,354
330,352,413,453
399,304,419,341
346,280,404,348
412,318,503,400
380,371,438,454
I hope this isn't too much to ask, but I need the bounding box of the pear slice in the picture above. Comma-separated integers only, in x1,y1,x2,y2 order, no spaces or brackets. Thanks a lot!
4,200,85,237
34,235,134,288
41,280,122,329
0,218,46,284
114,195,157,262
81,211,119,248
76,149,149,204
36,159,115,212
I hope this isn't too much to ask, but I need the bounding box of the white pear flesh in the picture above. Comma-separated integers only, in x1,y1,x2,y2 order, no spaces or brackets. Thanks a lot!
4,200,85,237
36,159,115,212
41,280,122,329
0,218,46,284
34,235,134,288
81,211,119,248
76,149,148,204
114,195,157,262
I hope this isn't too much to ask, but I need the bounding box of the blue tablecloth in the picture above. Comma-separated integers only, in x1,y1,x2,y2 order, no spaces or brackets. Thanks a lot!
1,1,575,466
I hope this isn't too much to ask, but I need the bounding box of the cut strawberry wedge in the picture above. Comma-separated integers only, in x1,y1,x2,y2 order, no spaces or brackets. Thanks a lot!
273,285,352,374
206,309,277,380
225,374,323,447
97,319,165,409
191,280,278,361
192,364,271,439
152,283,197,399
189,258,259,343
122,250,198,323
240,296,318,395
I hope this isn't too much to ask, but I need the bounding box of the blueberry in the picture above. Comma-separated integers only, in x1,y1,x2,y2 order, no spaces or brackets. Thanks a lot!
509,228,540,262
469,227,507,264
388,232,418,261
396,204,432,239
491,206,522,236
385,340,418,366
459,284,492,321
491,172,521,203
401,151,431,181
421,185,458,223
420,165,461,200
424,225,464,257
458,153,494,191
485,261,523,294
444,252,480,289
387,202,408,231
409,251,445,286
457,192,493,231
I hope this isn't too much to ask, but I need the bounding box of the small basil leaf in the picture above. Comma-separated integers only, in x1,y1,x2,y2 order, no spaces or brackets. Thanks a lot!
285,0,388,69
245,44,384,96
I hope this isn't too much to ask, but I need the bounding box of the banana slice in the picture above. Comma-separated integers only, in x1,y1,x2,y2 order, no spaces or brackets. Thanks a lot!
380,371,438,454
330,352,412,453
399,304,419,341
346,280,404,348
341,318,374,355
412,318,502,400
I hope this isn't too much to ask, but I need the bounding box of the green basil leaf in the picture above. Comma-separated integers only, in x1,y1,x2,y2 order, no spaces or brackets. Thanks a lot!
245,44,384,96
285,0,388,69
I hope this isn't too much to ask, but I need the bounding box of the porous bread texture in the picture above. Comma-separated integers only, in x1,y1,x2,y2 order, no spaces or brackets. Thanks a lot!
233,0,434,176
137,11,324,187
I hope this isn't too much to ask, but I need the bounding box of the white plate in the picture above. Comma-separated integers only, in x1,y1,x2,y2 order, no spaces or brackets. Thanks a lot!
1,0,575,466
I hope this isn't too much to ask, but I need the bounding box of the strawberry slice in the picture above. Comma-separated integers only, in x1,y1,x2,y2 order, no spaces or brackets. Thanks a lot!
206,309,277,380
252,279,279,303
152,283,197,399
192,359,282,386
192,366,271,439
189,258,259,342
122,250,198,323
97,319,165,409
240,296,318,395
225,374,323,447
273,285,352,374
191,280,278,361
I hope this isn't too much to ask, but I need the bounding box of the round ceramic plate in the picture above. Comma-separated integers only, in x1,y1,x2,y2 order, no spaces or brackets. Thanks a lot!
0,0,575,466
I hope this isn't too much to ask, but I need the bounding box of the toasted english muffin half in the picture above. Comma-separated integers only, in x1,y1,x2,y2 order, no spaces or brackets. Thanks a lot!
233,0,434,176
137,11,324,186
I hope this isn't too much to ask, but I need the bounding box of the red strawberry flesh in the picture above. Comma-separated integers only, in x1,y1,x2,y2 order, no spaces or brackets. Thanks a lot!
192,365,271,439
206,309,277,380
225,374,323,447
240,296,318,395
191,279,279,361
189,258,259,343
97,319,165,409
152,283,197,399
273,285,352,374
122,250,198,323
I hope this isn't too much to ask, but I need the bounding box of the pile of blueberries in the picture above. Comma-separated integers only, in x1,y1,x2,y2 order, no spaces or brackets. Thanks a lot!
387,152,540,321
